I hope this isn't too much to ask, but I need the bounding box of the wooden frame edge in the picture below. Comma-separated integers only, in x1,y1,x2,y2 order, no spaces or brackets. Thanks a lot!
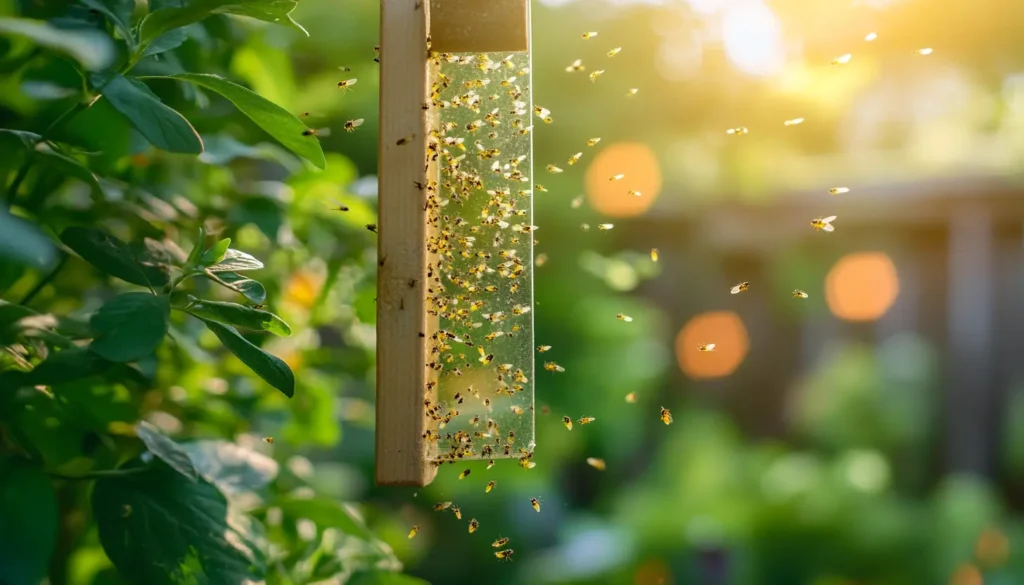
376,0,437,487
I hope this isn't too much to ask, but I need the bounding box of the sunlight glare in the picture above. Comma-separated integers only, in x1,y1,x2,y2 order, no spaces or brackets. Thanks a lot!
721,0,785,77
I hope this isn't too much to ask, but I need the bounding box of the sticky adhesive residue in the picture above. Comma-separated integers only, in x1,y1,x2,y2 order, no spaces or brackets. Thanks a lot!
422,51,535,466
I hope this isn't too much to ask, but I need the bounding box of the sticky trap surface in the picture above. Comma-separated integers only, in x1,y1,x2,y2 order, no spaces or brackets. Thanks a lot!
424,51,535,465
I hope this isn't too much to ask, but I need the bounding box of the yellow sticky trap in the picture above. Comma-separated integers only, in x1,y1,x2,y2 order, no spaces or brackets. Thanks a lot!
430,0,529,53
424,3,534,466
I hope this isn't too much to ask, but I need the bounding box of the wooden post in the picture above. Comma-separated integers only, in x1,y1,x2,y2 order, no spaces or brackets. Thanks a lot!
376,0,529,487
377,0,435,487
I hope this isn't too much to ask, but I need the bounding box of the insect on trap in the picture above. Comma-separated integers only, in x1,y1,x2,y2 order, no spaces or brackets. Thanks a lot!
377,0,535,486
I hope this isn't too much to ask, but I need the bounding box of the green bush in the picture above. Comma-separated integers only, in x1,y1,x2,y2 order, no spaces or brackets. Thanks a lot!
0,2,413,584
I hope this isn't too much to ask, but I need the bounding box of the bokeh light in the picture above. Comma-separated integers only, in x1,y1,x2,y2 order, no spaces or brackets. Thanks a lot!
585,142,662,218
633,558,670,585
825,252,900,322
975,527,1011,567
675,311,749,379
948,563,983,585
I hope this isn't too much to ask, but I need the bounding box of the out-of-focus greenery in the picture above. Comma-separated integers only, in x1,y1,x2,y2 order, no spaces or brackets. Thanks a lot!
0,0,412,584
4,0,1024,584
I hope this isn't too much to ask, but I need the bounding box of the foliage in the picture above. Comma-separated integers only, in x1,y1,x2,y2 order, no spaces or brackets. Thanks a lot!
0,0,388,584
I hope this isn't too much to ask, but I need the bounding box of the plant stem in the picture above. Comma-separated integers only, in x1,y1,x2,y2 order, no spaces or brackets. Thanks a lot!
48,466,151,481
42,99,89,139
19,254,68,306
4,160,32,210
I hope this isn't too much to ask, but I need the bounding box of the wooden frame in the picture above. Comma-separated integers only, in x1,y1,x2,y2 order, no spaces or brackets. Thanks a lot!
376,0,530,487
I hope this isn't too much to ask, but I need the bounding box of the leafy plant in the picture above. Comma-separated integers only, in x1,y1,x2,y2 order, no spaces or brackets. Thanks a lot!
0,1,394,584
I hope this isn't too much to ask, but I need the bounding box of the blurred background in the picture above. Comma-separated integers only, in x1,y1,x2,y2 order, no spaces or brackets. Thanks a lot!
296,0,1024,583
11,0,1024,582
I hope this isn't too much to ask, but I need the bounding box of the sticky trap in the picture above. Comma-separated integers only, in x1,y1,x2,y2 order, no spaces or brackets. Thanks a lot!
377,0,533,486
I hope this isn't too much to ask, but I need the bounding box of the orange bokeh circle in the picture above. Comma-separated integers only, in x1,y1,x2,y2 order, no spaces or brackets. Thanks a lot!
675,311,749,380
825,252,899,322
585,142,662,217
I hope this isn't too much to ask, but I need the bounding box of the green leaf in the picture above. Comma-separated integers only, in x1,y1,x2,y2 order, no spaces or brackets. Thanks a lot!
141,73,325,169
200,237,230,265
186,298,291,336
142,27,186,57
92,461,267,585
178,440,278,500
0,346,112,389
0,456,58,585
136,421,198,482
79,0,134,47
201,319,294,397
0,17,115,70
34,143,103,197
349,574,431,585
139,0,305,50
210,272,266,304
0,210,57,269
97,74,202,154
89,293,170,362
0,128,42,149
208,248,264,272
60,227,170,287
184,226,206,267
0,301,37,345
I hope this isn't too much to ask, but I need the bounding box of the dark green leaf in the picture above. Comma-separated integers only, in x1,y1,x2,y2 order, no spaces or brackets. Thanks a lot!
34,143,103,197
0,347,112,389
200,237,231,265
143,73,325,168
98,74,202,154
178,440,278,499
0,301,37,345
79,0,134,47
136,421,198,482
92,461,267,585
186,298,291,336
210,272,266,304
201,319,294,397
139,0,305,50
0,210,57,269
207,248,263,272
0,17,115,70
142,27,186,57
0,456,58,585
0,128,42,149
89,293,170,362
60,227,170,287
